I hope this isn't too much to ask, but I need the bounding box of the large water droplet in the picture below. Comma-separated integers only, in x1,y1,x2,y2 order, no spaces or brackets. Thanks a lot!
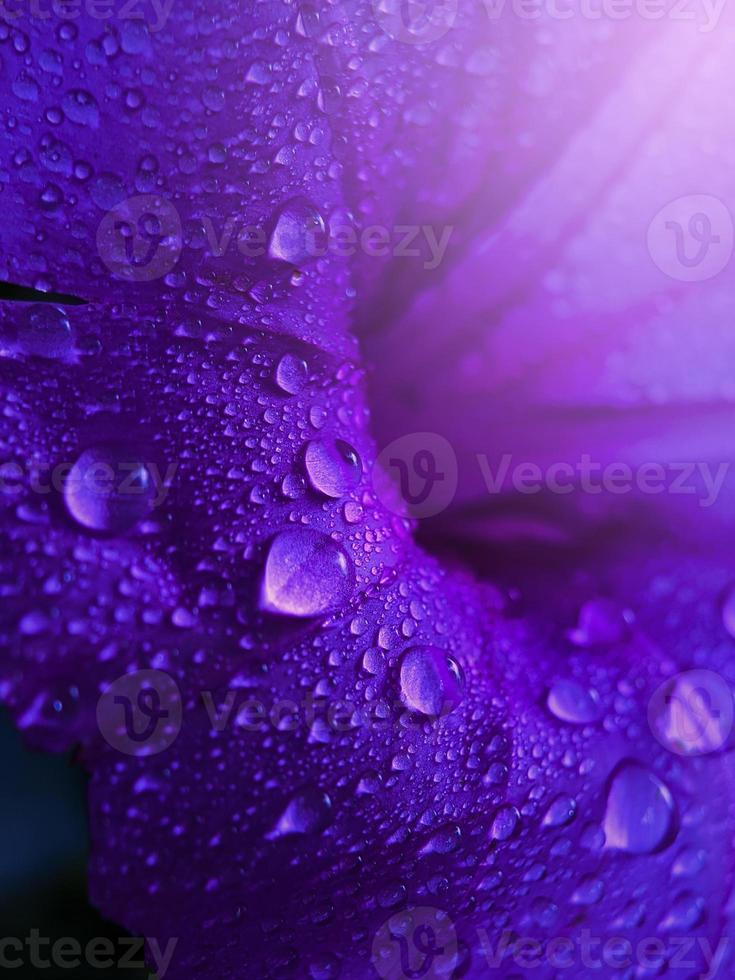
275,353,308,395
546,679,602,725
64,444,155,533
304,438,361,498
268,198,326,265
420,824,461,855
267,788,332,837
659,890,705,932
571,875,604,905
261,528,353,617
542,795,577,828
18,304,73,359
569,597,632,646
399,646,464,717
491,805,520,841
603,761,676,854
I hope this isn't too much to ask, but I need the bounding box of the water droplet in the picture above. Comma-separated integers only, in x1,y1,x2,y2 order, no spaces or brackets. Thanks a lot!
571,874,604,905
64,444,154,533
261,528,353,617
268,197,326,265
659,890,705,932
421,824,461,855
18,305,72,359
399,646,464,717
62,88,100,127
529,896,558,929
546,679,602,725
308,952,341,979
491,805,520,841
672,845,705,878
304,438,361,498
275,353,308,394
603,761,676,854
267,788,332,837
569,597,632,646
542,795,577,828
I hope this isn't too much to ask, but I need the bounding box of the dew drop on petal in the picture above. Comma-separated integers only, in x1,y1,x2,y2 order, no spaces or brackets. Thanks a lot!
275,353,308,395
491,805,520,841
421,824,461,855
546,679,602,725
64,444,154,533
304,438,361,498
542,794,577,828
268,197,326,265
722,583,735,638
399,646,464,717
658,890,705,932
261,528,353,617
569,597,632,646
267,789,332,838
18,304,73,359
603,761,676,854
